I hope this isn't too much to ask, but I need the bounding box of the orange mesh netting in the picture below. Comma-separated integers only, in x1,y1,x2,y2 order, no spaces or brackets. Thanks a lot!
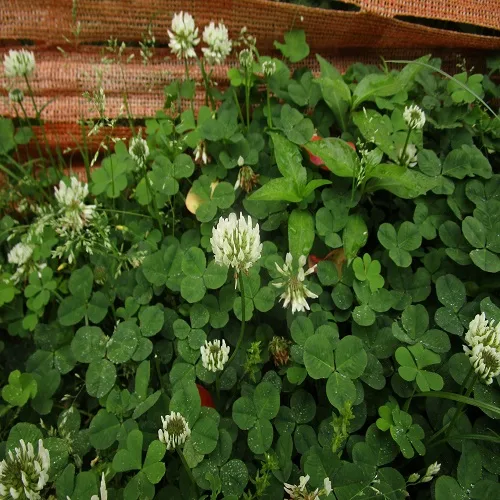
344,0,500,31
1,0,499,157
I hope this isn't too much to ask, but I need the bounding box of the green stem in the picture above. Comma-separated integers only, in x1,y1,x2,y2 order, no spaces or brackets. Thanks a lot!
399,127,413,166
0,163,23,183
403,385,416,413
98,207,153,219
226,274,246,366
18,100,45,168
198,57,216,110
24,75,58,173
266,88,273,128
232,87,245,127
245,69,251,131
445,372,478,438
184,58,194,111
177,448,196,487
215,373,221,403
141,162,164,237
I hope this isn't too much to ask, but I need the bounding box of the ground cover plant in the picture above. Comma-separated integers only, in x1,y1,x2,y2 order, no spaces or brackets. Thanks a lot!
1,11,500,500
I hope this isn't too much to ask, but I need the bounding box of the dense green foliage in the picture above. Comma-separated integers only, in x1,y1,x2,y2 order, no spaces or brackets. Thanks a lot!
1,26,500,500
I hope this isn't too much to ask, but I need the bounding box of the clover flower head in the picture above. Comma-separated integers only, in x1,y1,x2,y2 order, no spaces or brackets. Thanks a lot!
403,104,426,130
4,49,36,78
8,242,33,267
239,48,254,69
200,339,230,372
158,412,191,450
284,474,330,499
234,165,259,193
168,12,199,59
8,88,24,103
262,60,276,77
421,462,441,483
210,213,262,285
467,344,500,385
273,253,318,314
54,177,96,233
465,312,500,349
90,473,108,500
202,22,232,65
323,477,332,496
128,135,149,166
463,313,500,385
0,439,50,500
194,141,208,165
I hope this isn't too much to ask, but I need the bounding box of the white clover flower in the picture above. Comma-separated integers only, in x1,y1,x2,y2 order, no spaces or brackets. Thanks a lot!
421,462,441,483
466,344,500,385
90,473,108,500
128,135,149,166
323,477,332,496
407,473,420,483
403,104,426,130
284,474,322,499
4,49,36,78
202,22,232,65
201,339,230,372
234,165,259,193
239,48,254,69
464,312,500,349
0,439,50,500
158,412,191,450
8,242,33,266
54,177,96,233
194,141,208,165
399,143,417,167
210,213,262,286
168,12,199,59
237,155,244,167
8,88,24,103
262,60,276,77
273,253,318,314
463,313,500,384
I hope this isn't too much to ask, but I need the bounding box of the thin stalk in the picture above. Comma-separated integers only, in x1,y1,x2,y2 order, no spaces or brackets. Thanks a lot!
18,100,44,167
266,88,273,128
141,162,164,237
177,448,196,487
445,372,478,438
198,57,216,110
24,75,58,172
184,58,194,111
403,385,416,413
0,163,24,183
232,87,245,127
399,127,413,165
226,275,246,366
244,68,251,130
98,207,154,219
215,373,221,403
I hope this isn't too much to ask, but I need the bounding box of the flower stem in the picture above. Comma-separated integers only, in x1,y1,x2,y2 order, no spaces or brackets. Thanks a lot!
198,57,216,110
215,373,221,402
399,127,413,166
177,448,196,487
428,367,476,443
226,274,246,367
24,75,58,173
266,88,273,128
245,68,251,131
445,371,478,438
